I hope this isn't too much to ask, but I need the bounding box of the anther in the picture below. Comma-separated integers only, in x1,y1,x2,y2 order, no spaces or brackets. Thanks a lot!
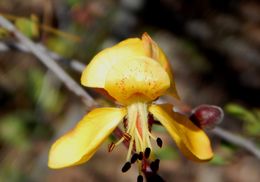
137,175,143,182
138,152,143,160
144,147,151,159
156,138,163,148
150,159,160,172
131,153,139,163
108,142,115,152
123,133,132,142
121,162,131,173
123,118,128,130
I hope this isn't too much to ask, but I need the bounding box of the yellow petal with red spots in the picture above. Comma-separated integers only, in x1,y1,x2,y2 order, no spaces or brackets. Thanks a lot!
104,57,170,105
81,38,146,88
142,33,180,99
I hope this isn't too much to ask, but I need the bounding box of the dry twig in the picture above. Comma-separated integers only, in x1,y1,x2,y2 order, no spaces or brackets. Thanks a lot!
0,15,96,108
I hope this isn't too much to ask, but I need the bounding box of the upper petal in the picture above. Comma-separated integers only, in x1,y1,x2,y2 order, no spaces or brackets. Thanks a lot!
104,57,170,105
48,107,126,169
81,38,145,88
142,33,180,99
149,104,213,161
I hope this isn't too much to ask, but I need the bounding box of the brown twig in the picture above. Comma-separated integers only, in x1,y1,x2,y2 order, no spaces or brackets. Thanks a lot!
0,41,86,73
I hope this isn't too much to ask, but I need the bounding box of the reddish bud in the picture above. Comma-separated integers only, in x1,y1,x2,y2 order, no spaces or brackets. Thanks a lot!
190,104,224,129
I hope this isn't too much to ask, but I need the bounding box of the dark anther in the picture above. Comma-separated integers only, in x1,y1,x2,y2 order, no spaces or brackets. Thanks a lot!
123,118,128,130
150,159,160,172
144,147,151,159
148,114,155,131
131,153,139,163
137,175,143,182
156,138,163,148
144,172,165,182
121,162,131,173
108,142,115,152
123,133,132,141
138,152,143,160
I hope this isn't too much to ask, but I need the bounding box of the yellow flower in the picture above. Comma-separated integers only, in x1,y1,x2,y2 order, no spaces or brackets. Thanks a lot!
48,33,213,174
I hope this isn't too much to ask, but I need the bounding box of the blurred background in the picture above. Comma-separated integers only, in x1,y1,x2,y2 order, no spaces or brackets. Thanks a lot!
0,0,260,181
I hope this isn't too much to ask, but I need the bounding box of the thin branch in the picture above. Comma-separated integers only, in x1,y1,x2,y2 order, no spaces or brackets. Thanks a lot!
212,127,260,159
0,41,85,73
0,15,96,108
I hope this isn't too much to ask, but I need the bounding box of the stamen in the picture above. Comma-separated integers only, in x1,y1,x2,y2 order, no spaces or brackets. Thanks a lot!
108,142,115,152
144,147,151,159
156,138,163,148
115,137,124,146
150,159,160,172
123,117,128,130
126,138,134,161
137,175,143,182
123,132,132,142
121,162,131,173
148,132,156,140
138,152,143,160
148,114,155,131
131,153,139,163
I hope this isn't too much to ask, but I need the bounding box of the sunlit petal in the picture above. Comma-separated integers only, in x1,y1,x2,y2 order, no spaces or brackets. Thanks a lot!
104,57,170,104
149,104,213,161
81,38,145,88
48,107,126,169
142,33,180,99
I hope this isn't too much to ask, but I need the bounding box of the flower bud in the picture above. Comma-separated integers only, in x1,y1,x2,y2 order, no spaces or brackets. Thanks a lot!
190,104,224,129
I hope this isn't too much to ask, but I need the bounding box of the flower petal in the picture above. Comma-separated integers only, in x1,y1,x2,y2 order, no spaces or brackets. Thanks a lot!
104,57,170,105
81,38,145,88
149,104,213,161
142,33,180,99
48,107,126,169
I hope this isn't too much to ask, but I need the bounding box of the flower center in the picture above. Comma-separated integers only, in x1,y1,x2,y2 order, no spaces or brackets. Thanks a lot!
126,102,152,160
108,102,163,181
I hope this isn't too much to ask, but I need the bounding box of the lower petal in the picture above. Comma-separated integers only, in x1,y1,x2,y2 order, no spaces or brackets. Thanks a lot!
149,104,213,161
48,107,126,169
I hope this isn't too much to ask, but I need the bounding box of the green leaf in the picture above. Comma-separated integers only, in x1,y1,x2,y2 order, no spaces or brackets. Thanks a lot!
225,103,260,136
46,36,76,57
15,16,39,39
225,103,257,123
